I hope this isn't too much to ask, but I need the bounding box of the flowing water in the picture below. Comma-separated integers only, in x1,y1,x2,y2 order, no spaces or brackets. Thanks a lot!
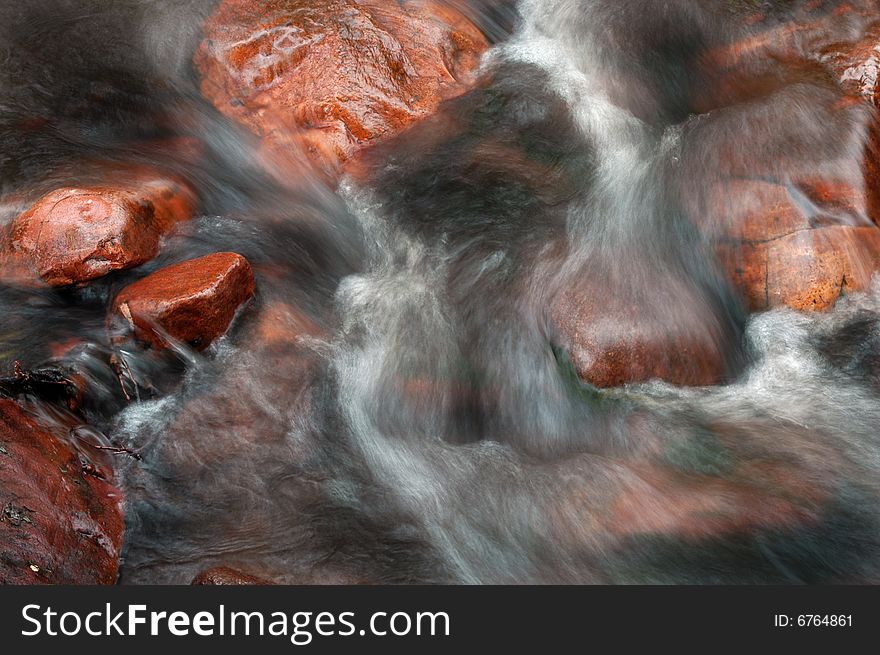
2,0,880,583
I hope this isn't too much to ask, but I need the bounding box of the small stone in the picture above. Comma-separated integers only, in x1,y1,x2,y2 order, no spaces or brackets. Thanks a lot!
111,252,255,350
191,566,274,585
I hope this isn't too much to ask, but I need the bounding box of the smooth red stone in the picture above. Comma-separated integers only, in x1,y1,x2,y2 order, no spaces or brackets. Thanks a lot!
194,0,488,180
0,399,124,584
551,272,729,388
112,252,255,351
716,225,880,311
250,300,323,349
191,566,274,585
8,170,194,287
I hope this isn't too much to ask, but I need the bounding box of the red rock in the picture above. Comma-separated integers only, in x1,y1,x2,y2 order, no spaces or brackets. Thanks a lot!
699,2,877,77
551,270,731,388
815,16,880,226
696,179,811,243
111,252,255,351
681,5,880,311
251,300,323,348
696,6,880,224
0,399,124,584
191,566,274,585
688,176,880,312
605,423,833,542
8,169,194,287
818,18,880,103
683,180,880,317
716,225,880,311
194,0,488,180
797,176,870,220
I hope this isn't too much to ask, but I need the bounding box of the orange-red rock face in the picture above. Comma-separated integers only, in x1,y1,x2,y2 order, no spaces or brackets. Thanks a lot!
112,252,255,351
694,178,880,311
819,17,880,228
0,399,124,584
683,3,880,312
717,225,880,311
194,0,488,179
7,168,194,287
551,271,731,389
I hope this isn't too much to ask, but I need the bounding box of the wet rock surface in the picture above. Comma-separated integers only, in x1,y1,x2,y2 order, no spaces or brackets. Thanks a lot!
194,0,489,179
111,252,255,351
191,566,275,585
551,271,734,388
716,225,880,311
0,399,124,584
693,179,880,311
681,0,880,312
2,0,880,586
6,167,194,287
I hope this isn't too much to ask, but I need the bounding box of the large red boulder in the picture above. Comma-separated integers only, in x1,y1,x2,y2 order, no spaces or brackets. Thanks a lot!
7,167,194,287
111,252,255,351
682,3,880,311
0,399,124,584
695,179,880,311
194,0,488,180
550,268,732,388
717,225,880,311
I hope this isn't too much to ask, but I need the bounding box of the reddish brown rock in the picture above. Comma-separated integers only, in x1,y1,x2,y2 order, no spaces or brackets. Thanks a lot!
717,225,880,311
689,175,880,311
818,16,880,104
604,420,835,542
797,176,870,221
112,252,255,351
194,0,488,180
8,169,194,287
192,566,274,585
0,399,124,584
696,179,812,243
683,5,880,313
807,5,880,219
551,271,731,388
817,18,880,226
251,300,323,349
699,2,877,77
695,4,880,224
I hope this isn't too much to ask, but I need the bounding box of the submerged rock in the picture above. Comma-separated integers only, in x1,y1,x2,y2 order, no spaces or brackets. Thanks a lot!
0,399,124,584
551,270,734,388
717,225,880,311
111,252,255,351
683,4,880,311
818,17,880,227
194,0,488,180
191,566,275,585
7,167,194,287
696,179,880,311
